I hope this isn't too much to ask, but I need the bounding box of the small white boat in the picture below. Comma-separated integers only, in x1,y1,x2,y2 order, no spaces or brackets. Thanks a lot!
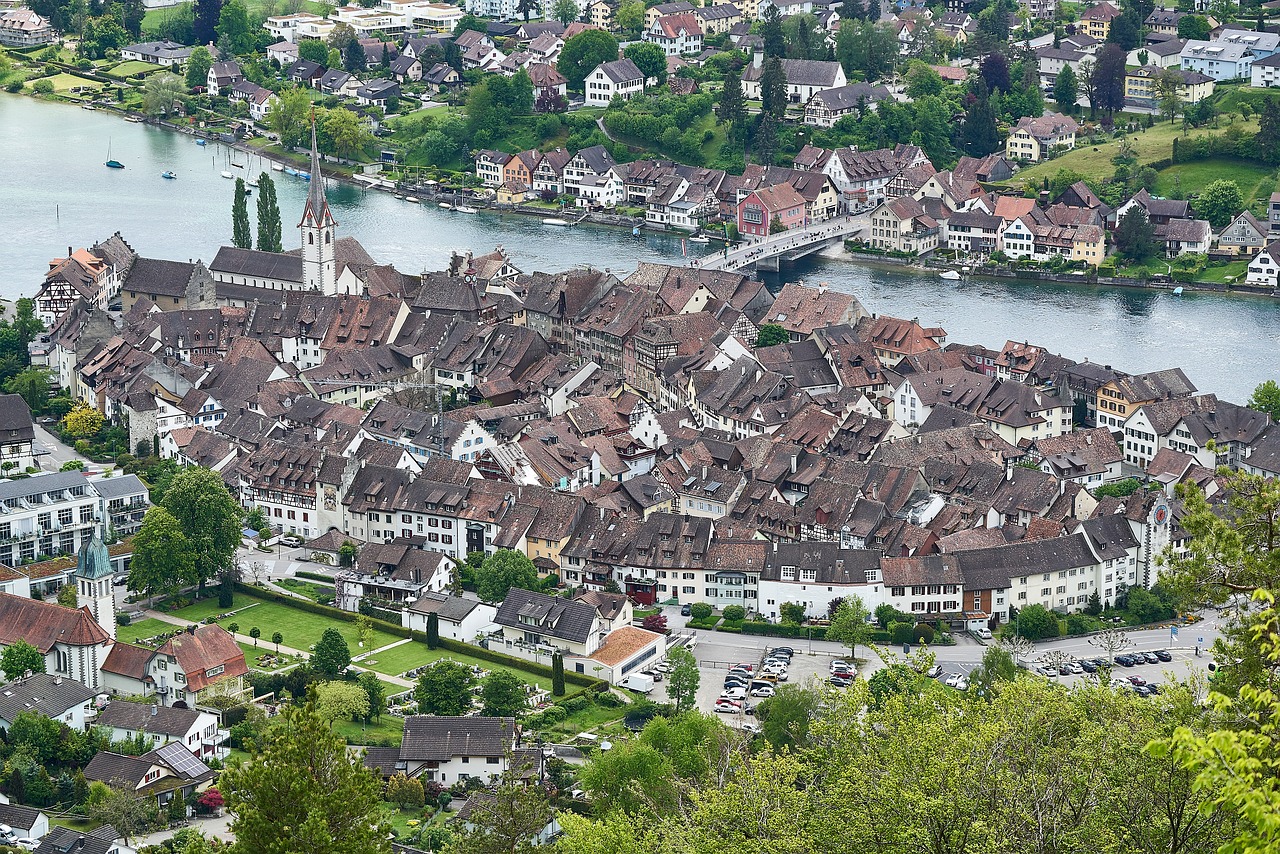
125,115,142,123
271,162,284,172
395,194,404,200
1172,286,1184,296
247,179,258,188
542,217,569,226
689,235,710,244
939,270,961,280
455,205,479,214
439,202,452,209
405,196,419,203
221,171,233,179
232,162,244,169
82,104,96,111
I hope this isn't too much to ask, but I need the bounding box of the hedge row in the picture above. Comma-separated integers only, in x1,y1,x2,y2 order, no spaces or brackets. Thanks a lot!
724,621,895,643
295,570,336,584
235,582,606,692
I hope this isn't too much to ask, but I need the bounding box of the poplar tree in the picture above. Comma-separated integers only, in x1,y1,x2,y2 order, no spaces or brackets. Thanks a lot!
255,172,283,253
232,178,252,249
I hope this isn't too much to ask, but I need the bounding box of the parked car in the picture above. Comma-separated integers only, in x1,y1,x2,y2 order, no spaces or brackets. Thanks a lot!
973,627,992,640
732,663,755,673
1133,684,1153,696
1146,683,1162,695
1037,666,1058,677
1066,661,1083,674
1058,665,1072,676
829,660,851,672
1080,660,1098,673
680,604,692,616
1142,651,1160,664
720,687,747,700
926,664,943,678
954,677,970,691
749,685,776,698
1128,675,1147,686
770,647,795,657
828,675,852,687
1115,655,1135,667
714,699,743,713
1154,649,1172,662
943,673,961,687
741,721,760,734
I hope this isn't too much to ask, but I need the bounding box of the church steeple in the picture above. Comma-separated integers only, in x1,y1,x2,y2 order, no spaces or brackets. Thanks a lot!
76,527,115,640
299,115,337,294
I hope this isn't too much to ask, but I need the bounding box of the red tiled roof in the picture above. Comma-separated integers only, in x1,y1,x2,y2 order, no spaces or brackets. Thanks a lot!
156,625,248,692
0,593,111,652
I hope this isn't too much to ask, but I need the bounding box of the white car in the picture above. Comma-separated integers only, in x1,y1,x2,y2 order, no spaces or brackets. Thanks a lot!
720,687,747,700
1066,662,1083,675
943,673,962,687
830,660,851,672
749,685,776,698
954,677,970,691
714,699,743,713
13,841,37,853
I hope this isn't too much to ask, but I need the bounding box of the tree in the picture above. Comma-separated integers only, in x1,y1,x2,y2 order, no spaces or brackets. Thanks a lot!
980,51,1010,94
753,112,779,164
480,670,528,718
967,646,1018,698
551,652,565,697
355,614,374,650
216,0,253,55
761,4,785,57
1258,99,1280,166
4,367,50,413
777,601,806,624
338,540,358,568
220,696,390,854
255,173,282,253
140,70,185,119
475,549,539,602
312,628,352,678
193,0,222,46
128,506,197,601
425,612,440,649
186,45,213,90
0,639,44,680
1053,63,1078,112
1084,589,1103,616
754,324,789,348
415,660,475,716
666,647,699,713
962,81,1000,157
759,56,788,119
298,38,329,66
1156,66,1183,125
1107,10,1141,50
357,671,385,722
558,29,621,91
624,42,667,85
1115,208,1159,263
385,772,424,810
1248,380,1280,420
716,69,745,139
1195,179,1244,228
905,63,943,99
271,631,283,653
758,683,821,750
323,108,373,161
267,87,312,150
1089,627,1133,665
232,178,252,249
1177,14,1210,40
315,680,370,726
641,613,668,634
343,38,366,74
553,0,580,26
55,583,76,607
162,467,243,588
450,772,553,854
1013,603,1061,640
248,626,261,647
62,402,104,438
827,596,873,662
616,0,645,38
1091,43,1127,114
87,781,158,845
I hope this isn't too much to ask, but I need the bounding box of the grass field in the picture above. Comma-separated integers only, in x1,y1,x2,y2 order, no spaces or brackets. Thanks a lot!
274,577,334,602
103,60,164,79
1152,158,1276,202
361,638,553,693
172,592,402,653
1008,118,1262,186
142,0,330,32
43,73,104,93
118,617,181,644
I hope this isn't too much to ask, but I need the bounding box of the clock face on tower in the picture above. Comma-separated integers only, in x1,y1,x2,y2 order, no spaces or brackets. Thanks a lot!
1154,503,1169,526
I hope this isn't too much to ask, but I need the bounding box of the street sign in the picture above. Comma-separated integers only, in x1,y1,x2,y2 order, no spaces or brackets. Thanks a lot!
1198,637,1204,644
1170,625,1179,638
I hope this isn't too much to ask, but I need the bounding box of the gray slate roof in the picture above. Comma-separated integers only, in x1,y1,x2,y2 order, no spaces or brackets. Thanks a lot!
96,699,203,737
0,673,95,725
89,473,148,499
0,393,34,443
405,591,482,622
399,715,515,760
210,247,303,283
494,587,598,644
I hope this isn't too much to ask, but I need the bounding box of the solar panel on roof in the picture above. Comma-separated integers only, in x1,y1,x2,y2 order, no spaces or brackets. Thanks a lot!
154,741,210,778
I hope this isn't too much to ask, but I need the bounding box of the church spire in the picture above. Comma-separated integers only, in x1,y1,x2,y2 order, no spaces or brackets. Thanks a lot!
299,114,335,230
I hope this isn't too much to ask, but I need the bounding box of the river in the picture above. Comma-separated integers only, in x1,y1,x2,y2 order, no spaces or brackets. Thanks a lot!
3,93,1277,402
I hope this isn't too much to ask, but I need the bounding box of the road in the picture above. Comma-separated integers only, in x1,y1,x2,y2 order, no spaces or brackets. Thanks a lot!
32,422,95,471
698,215,863,272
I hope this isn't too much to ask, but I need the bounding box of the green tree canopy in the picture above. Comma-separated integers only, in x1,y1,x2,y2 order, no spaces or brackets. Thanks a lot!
1247,380,1280,420
186,45,213,90
128,506,197,600
312,628,352,678
0,639,45,681
475,549,539,602
215,0,254,56
220,696,390,854
1194,179,1244,228
1115,207,1159,263
558,29,621,91
480,670,529,718
415,660,476,716
232,177,252,249
624,42,667,85
161,466,242,587
666,646,700,713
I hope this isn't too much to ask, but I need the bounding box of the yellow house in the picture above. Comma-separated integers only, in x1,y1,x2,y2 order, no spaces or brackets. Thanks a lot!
496,180,527,205
695,4,742,35
586,0,612,30
1125,66,1216,106
1004,112,1079,162
1070,224,1106,267
1079,1,1121,40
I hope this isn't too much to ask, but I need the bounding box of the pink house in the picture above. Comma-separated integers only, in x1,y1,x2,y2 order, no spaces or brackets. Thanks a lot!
738,184,808,237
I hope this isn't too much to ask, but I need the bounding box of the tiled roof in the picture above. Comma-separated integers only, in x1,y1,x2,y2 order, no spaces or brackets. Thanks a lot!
0,672,95,724
590,626,662,666
97,699,204,737
494,587,599,643
156,625,248,692
0,594,111,653
399,715,515,760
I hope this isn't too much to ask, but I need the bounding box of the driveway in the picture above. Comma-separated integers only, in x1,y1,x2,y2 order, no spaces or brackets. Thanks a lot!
32,422,95,471
130,813,234,849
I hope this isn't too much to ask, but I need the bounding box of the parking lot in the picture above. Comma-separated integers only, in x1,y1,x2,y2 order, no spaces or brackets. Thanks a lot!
679,642,848,727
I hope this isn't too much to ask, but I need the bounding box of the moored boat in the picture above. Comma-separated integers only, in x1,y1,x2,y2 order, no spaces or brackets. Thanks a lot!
542,217,569,226
161,171,177,179
221,170,233,179
939,270,961,280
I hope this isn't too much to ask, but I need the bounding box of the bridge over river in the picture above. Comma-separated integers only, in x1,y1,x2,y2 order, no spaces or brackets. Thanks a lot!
695,216,865,272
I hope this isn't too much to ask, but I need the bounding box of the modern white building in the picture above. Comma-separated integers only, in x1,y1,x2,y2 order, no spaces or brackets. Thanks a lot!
402,591,497,641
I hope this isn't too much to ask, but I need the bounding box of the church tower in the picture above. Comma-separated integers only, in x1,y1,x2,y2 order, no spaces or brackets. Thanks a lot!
76,528,116,641
299,118,337,295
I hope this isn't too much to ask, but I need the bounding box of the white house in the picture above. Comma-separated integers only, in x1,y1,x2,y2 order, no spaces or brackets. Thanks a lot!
645,12,703,56
742,53,846,103
585,58,645,106
403,592,497,641
1181,39,1254,81
0,672,96,731
96,699,228,760
396,715,517,783
1247,239,1280,286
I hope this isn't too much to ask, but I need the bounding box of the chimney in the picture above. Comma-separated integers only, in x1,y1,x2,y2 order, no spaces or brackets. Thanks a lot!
701,465,708,479
152,704,159,716
789,454,797,474
753,49,763,69
54,676,62,686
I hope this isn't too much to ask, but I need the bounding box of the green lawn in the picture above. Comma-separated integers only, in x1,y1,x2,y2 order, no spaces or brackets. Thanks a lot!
42,72,104,93
118,617,181,644
361,638,553,693
171,592,401,653
1196,259,1250,284
102,60,164,79
538,701,631,739
142,0,330,32
1008,118,1262,186
274,577,334,602
1152,158,1276,201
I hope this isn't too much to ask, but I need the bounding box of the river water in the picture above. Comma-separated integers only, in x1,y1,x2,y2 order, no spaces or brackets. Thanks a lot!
2,93,1277,402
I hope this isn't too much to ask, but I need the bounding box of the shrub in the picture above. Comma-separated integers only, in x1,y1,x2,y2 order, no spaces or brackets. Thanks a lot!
540,705,567,725
594,690,624,708
721,605,746,622
562,695,589,713
33,79,54,95
689,602,713,620
116,612,131,626
912,623,935,645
